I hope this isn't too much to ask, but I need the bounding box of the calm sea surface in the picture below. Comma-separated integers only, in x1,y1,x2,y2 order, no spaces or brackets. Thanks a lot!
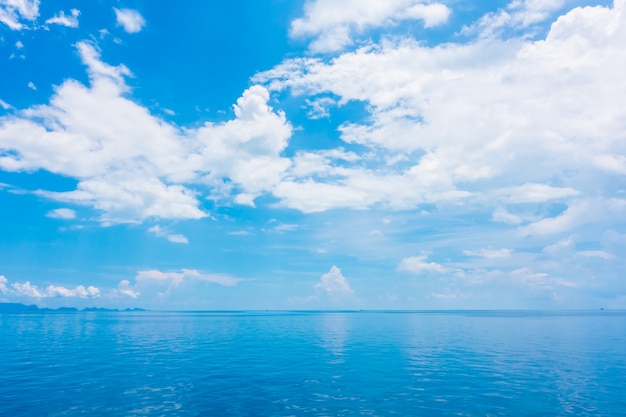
1,310,625,416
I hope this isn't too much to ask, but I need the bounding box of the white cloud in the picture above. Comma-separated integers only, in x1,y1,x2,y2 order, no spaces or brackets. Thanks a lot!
45,8,79,28
578,250,614,259
0,42,291,224
495,183,579,203
27,81,36,90
115,280,140,298
166,234,189,244
0,0,39,30
0,99,12,110
462,0,566,38
0,275,7,293
229,230,251,236
147,225,189,244
315,265,354,297
196,85,292,200
11,281,44,297
113,8,145,33
517,201,592,237
543,235,576,253
464,248,513,259
46,284,100,298
291,0,451,52
15,40,23,49
305,97,336,119
398,253,446,274
46,208,76,219
10,280,100,298
136,269,238,287
492,206,523,225
255,1,626,216
273,223,298,232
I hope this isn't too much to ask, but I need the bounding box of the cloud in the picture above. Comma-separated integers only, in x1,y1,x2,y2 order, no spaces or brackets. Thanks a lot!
398,253,446,274
0,42,291,224
273,223,298,232
27,81,36,90
10,280,100,298
462,0,566,38
0,0,39,30
578,250,614,259
147,225,189,244
0,275,7,293
114,280,140,298
495,183,579,203
315,265,354,297
136,269,239,287
45,8,79,28
543,235,576,253
491,206,523,225
0,99,12,110
113,8,145,33
46,208,76,219
255,1,626,216
517,201,591,237
305,97,336,119
291,0,451,52
464,248,513,259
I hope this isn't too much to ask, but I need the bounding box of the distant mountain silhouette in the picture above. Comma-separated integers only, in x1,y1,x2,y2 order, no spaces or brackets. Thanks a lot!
0,303,146,313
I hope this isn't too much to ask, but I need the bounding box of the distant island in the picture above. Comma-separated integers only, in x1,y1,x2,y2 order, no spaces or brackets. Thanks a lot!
0,303,146,313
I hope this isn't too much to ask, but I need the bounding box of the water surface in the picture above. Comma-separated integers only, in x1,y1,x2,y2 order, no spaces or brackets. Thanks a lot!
1,310,624,416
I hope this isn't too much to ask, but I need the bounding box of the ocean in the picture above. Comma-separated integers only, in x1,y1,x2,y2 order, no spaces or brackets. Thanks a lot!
1,310,625,416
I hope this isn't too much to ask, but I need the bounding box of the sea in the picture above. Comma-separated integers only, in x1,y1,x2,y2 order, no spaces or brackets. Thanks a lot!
1,310,625,416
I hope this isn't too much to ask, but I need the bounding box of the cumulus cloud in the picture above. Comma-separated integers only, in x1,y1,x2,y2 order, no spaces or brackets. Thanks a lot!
291,0,451,52
0,0,39,30
45,8,79,28
114,279,140,298
46,208,76,219
147,225,189,244
398,253,446,274
113,8,145,33
255,1,626,217
315,265,354,297
0,41,292,224
9,279,100,298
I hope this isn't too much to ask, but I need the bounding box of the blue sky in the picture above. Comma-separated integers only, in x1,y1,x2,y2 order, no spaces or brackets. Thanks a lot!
1,0,625,310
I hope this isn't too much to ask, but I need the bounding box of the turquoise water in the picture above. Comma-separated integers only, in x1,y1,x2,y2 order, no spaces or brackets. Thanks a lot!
1,310,625,416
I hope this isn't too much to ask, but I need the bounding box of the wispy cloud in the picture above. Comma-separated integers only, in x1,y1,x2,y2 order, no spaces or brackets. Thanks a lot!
45,8,79,28
147,225,189,244
46,208,76,220
136,269,239,287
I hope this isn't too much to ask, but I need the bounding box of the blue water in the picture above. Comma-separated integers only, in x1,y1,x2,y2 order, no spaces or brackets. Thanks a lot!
1,311,625,416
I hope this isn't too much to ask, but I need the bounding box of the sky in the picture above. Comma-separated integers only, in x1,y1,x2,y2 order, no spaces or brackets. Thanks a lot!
0,0,625,310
